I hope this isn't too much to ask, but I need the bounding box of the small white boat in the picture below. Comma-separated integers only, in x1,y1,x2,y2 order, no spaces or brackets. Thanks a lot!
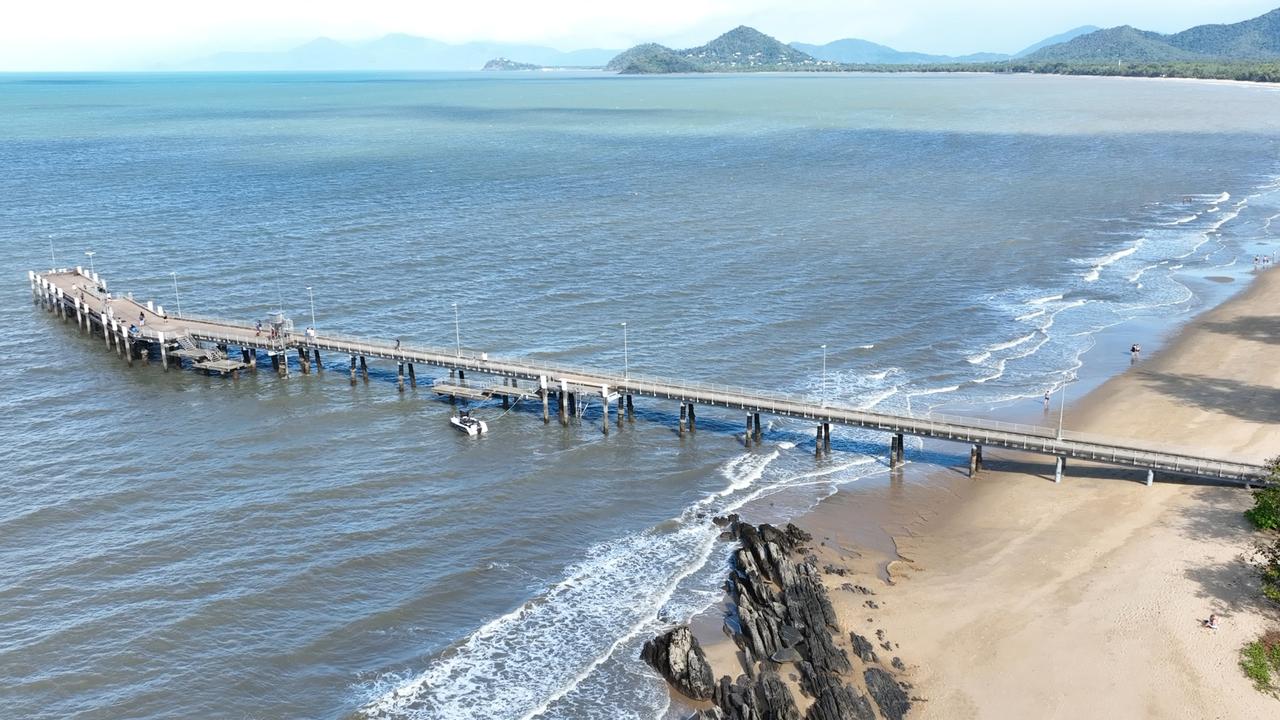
450,411,488,436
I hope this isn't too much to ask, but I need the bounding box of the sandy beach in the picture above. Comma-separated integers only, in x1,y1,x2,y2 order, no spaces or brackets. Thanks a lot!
784,268,1280,717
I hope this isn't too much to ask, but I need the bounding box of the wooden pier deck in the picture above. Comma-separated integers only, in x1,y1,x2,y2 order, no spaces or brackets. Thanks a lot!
30,267,1271,485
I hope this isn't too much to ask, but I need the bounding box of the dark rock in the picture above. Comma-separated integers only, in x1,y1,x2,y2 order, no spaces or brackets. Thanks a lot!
641,626,716,701
880,641,893,652
850,633,878,663
822,564,848,576
689,709,725,720
804,684,877,720
864,667,911,720
892,656,906,671
770,647,801,663
779,625,804,647
864,600,879,609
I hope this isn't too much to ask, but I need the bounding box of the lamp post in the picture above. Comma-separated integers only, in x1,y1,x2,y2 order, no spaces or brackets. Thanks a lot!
452,303,461,357
49,238,56,268
621,322,629,379
306,286,316,330
170,272,182,317
1057,383,1068,441
820,344,828,406
85,250,95,276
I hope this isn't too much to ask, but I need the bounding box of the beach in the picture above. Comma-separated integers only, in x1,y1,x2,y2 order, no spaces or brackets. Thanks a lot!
780,266,1280,717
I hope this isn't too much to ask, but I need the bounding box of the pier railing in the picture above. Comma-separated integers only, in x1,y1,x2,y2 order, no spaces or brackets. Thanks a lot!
31,269,1271,483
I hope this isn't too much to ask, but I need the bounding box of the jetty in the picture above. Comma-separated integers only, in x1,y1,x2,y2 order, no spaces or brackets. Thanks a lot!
29,267,1271,485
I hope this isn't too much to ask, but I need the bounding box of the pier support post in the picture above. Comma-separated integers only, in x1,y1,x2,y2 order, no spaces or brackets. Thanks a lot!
1055,456,1065,484
459,369,465,381
159,332,168,371
241,348,252,370
359,356,369,382
74,297,83,330
397,362,405,393
687,404,696,433
102,311,110,348
313,349,323,370
975,444,983,471
626,394,634,421
753,413,762,444
247,349,257,372
299,348,311,375
559,380,569,426
745,415,753,447
679,403,686,437
1146,469,1154,487
540,377,549,424
602,390,610,435
349,355,357,386
568,392,576,418
617,395,624,429
969,445,980,477
407,363,415,387
815,425,823,458
123,327,133,366
822,422,831,454
890,433,905,468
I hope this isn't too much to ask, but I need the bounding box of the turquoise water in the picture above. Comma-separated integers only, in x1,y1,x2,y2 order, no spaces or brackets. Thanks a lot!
2,72,1280,719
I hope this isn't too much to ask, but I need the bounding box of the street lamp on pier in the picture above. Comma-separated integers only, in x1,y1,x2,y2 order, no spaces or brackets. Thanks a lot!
820,344,828,407
306,286,316,330
85,250,95,277
452,303,461,357
621,322,629,379
170,272,182,317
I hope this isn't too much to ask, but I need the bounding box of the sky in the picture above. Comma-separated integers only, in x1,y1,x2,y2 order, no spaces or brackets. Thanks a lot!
3,0,1279,70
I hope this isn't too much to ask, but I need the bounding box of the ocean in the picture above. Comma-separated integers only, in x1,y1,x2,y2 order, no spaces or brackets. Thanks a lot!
2,71,1279,720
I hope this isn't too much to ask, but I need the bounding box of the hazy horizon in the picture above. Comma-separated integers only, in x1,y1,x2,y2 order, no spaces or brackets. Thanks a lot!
3,0,1280,72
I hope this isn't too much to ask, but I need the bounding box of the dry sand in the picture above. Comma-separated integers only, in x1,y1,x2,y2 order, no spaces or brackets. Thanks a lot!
797,268,1280,718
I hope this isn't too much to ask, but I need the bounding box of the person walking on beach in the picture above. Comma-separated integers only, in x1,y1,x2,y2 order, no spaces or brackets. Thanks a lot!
1130,343,1141,361
1044,390,1051,410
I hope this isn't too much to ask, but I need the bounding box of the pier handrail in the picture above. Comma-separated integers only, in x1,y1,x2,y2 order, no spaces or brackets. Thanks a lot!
32,269,1270,483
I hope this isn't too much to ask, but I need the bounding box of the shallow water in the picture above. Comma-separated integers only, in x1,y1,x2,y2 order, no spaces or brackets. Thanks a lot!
2,72,1279,719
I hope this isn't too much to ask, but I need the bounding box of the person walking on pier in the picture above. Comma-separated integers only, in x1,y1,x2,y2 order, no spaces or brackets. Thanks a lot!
394,338,401,351
255,320,262,337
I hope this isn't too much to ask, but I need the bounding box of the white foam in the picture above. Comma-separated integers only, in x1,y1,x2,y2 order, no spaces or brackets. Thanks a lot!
1207,206,1220,214
1014,308,1045,322
1027,293,1063,305
361,451,786,720
1212,191,1230,204
907,384,960,398
1127,264,1159,283
776,441,796,450
1082,242,1141,283
1163,214,1199,226
965,351,991,365
985,332,1037,353
855,344,875,349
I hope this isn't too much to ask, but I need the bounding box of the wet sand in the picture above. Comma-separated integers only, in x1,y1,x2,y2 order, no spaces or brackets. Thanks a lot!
792,267,1280,717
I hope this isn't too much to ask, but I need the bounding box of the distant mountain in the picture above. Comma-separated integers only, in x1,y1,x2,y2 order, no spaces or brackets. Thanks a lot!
1029,26,1202,62
605,44,700,73
679,26,819,69
608,27,827,73
483,57,542,71
789,26,1098,65
1014,26,1101,57
1167,7,1280,58
179,34,619,71
790,38,950,64
1027,8,1280,63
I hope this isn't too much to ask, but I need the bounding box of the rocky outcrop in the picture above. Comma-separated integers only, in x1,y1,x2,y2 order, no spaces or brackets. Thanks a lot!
864,668,910,720
641,626,716,701
646,520,913,720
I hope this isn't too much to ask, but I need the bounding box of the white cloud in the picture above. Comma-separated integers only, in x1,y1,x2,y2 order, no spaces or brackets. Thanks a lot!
2,0,1278,70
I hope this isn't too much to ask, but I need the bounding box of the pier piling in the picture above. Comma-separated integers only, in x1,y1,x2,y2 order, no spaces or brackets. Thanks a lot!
407,362,415,387
969,445,980,477
1146,468,1154,487
1055,456,1066,483
602,391,610,435
359,356,368,382
823,422,831,454
299,348,310,374
397,362,405,392
313,348,323,370
679,404,686,437
349,355,357,386
688,404,696,433
753,413,762,444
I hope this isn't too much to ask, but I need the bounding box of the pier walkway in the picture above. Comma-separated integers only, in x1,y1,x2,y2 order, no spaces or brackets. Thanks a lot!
30,267,1271,485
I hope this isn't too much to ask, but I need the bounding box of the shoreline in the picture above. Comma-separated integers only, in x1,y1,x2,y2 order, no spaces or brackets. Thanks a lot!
778,264,1280,716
